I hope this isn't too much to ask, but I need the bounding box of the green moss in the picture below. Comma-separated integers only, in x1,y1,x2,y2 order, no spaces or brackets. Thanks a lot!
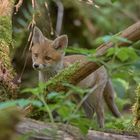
0,16,12,45
132,84,140,129
0,41,11,69
46,62,81,91
0,16,15,76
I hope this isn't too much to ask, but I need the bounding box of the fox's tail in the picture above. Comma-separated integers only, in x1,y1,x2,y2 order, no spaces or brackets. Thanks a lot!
103,80,121,117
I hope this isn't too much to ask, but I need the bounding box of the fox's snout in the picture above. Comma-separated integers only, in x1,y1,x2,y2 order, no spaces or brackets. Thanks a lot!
34,63,39,68
33,63,46,70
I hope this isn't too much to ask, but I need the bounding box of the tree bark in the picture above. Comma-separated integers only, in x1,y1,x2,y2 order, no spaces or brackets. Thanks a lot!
17,119,140,140
16,118,84,140
87,130,139,140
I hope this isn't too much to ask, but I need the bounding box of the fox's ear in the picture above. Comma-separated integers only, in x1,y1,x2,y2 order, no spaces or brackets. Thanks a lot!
32,26,45,44
53,35,68,50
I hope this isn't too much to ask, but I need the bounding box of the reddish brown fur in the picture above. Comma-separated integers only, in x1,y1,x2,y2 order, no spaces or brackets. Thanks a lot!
31,42,62,65
64,55,86,67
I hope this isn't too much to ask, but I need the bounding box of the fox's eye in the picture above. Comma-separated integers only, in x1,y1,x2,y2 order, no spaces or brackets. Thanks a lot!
34,53,38,57
45,56,51,60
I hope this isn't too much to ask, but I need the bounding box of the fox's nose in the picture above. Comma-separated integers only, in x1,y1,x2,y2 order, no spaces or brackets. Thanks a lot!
34,64,39,68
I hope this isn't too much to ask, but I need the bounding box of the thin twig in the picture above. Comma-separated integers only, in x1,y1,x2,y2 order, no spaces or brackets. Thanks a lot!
28,0,36,50
31,0,35,9
15,0,24,13
28,31,33,51
44,2,54,36
18,52,29,84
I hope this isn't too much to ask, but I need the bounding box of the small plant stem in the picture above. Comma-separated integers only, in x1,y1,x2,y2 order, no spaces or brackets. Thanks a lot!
40,96,54,124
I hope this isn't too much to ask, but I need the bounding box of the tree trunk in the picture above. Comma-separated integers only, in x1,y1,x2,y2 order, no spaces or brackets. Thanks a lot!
0,0,18,101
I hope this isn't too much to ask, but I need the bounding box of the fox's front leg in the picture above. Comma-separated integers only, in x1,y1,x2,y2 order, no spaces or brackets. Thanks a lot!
103,80,121,117
86,81,107,128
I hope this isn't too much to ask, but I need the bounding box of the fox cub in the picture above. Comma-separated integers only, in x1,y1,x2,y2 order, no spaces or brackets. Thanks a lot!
31,26,121,128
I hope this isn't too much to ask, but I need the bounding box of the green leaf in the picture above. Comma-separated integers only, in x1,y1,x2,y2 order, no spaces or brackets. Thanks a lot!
127,48,139,61
17,99,42,107
66,46,96,55
114,36,132,44
0,99,42,109
116,49,129,62
58,106,71,118
107,47,139,62
47,92,66,103
106,48,116,57
22,88,40,96
103,35,112,43
47,92,60,100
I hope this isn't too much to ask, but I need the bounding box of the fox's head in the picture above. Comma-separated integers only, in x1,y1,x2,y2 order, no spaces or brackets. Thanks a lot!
31,27,68,71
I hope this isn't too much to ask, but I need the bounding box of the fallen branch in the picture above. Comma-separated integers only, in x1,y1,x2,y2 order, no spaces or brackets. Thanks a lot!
0,107,84,140
17,118,84,140
0,107,139,140
18,119,140,140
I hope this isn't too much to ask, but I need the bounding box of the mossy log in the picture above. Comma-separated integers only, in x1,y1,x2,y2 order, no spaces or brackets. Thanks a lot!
0,0,18,100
